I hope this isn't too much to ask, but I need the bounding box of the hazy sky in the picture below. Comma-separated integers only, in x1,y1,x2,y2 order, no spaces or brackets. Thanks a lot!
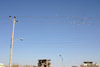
0,0,100,67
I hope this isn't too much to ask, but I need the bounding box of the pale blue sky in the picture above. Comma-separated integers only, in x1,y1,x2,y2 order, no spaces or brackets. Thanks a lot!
0,0,100,67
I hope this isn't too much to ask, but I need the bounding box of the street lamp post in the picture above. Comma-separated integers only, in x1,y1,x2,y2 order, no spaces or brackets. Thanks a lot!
9,16,16,67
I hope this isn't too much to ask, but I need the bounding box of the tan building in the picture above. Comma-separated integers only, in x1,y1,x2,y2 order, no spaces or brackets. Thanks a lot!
72,66,77,67
80,62,99,67
0,63,5,67
38,59,51,67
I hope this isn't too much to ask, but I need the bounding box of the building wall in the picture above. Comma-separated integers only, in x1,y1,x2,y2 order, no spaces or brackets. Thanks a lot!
80,62,99,67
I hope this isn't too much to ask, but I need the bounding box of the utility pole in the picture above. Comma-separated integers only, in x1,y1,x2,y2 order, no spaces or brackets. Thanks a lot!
9,16,16,67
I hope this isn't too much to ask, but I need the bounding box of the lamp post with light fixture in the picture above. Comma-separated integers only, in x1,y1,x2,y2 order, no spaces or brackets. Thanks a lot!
9,16,16,67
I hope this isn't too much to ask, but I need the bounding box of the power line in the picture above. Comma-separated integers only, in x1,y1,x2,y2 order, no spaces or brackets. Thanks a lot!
0,16,99,25
0,16,100,20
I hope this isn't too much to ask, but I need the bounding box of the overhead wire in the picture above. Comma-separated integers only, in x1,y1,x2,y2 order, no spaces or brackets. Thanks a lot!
0,16,100,25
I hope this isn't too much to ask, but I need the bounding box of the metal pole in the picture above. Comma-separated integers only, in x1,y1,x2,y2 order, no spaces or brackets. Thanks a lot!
9,16,16,67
